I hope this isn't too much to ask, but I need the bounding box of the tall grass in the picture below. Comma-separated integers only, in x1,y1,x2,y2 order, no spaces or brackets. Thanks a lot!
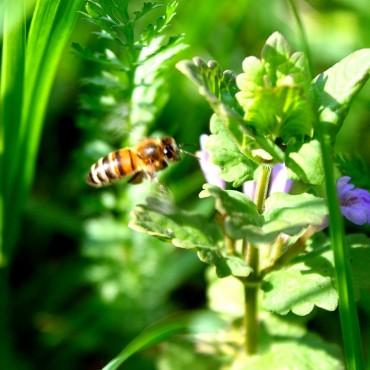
0,0,84,366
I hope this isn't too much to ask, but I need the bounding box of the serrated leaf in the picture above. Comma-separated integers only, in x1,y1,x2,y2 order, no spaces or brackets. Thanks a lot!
176,57,241,116
312,48,370,138
231,333,343,370
261,32,292,71
199,183,262,226
133,2,161,21
177,56,285,163
236,32,314,142
227,192,327,244
130,35,187,133
129,197,222,250
207,114,257,186
262,234,370,316
262,247,338,315
288,139,324,185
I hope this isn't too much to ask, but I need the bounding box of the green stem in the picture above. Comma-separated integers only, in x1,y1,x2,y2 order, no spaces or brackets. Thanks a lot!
286,0,313,74
319,130,364,370
243,281,259,354
243,165,271,355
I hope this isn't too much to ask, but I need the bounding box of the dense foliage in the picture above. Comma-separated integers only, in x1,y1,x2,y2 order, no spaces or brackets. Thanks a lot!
1,1,370,370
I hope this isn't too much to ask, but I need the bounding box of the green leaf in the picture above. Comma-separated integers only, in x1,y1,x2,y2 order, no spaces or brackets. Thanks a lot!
0,0,26,262
224,256,253,278
227,192,327,244
197,249,234,278
199,183,262,227
177,55,285,164
231,333,343,370
103,311,225,370
236,32,314,142
129,197,251,278
262,234,370,316
206,114,257,186
129,197,222,250
312,48,370,138
262,247,338,315
288,139,324,185
176,57,241,117
130,35,187,138
2,0,84,257
133,2,161,21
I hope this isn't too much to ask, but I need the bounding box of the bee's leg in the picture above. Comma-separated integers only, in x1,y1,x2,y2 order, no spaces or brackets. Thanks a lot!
128,171,144,184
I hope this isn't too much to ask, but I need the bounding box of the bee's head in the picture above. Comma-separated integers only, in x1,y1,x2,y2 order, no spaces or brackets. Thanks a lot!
161,137,180,162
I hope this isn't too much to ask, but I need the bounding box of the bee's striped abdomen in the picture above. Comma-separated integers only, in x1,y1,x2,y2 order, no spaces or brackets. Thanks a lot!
87,149,139,187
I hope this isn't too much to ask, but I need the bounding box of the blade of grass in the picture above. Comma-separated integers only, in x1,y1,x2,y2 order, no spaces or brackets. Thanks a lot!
286,0,313,74
0,0,26,263
319,129,364,370
102,311,224,370
4,0,85,256
0,1,26,367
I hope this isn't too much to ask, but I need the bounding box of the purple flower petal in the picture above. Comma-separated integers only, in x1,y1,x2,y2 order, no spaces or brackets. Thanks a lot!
337,176,370,225
243,163,293,199
198,134,225,189
269,163,293,194
243,180,256,200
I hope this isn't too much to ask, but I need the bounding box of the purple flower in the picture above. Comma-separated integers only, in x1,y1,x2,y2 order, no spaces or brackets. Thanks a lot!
243,163,293,199
337,176,370,225
198,134,225,188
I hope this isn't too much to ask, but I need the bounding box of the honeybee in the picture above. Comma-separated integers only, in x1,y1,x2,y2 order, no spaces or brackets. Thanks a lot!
86,137,180,187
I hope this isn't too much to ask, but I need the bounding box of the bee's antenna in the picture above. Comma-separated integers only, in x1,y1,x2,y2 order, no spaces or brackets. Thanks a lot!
179,144,200,159
182,150,200,159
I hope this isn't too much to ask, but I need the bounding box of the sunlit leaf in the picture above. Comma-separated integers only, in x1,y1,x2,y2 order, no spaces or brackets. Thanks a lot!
199,184,262,226
231,332,343,370
129,197,222,250
288,139,324,185
206,114,257,186
130,35,187,138
312,48,370,138
226,192,327,244
236,32,314,142
262,247,338,316
176,57,241,116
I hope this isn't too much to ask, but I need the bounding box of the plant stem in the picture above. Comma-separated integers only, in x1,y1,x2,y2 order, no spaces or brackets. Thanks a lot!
243,165,271,355
243,280,259,354
319,130,364,370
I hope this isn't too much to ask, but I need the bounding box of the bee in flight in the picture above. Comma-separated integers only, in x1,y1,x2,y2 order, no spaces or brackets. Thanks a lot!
86,137,181,187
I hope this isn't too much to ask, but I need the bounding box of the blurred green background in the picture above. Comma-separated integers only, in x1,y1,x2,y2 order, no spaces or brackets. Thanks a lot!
2,0,370,369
